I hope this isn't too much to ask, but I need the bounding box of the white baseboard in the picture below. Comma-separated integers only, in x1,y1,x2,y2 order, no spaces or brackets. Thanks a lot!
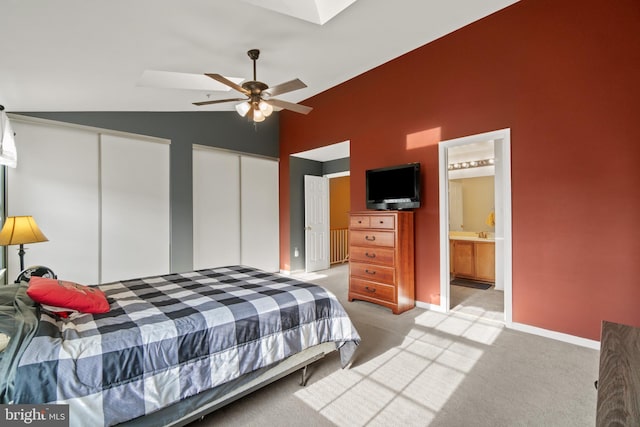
417,301,600,350
508,322,600,350
416,300,446,313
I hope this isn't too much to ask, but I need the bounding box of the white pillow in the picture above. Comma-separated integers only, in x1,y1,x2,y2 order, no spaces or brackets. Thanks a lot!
0,332,9,352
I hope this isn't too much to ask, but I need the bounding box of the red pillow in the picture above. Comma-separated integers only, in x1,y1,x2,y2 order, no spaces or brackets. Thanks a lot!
27,277,110,314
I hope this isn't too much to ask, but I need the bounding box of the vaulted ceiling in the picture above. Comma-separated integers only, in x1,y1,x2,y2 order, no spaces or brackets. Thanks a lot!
1,0,519,112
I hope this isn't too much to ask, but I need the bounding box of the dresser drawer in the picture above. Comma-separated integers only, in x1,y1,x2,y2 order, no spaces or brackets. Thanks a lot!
350,278,396,303
350,262,395,284
350,215,370,229
350,230,395,247
369,215,395,229
349,246,395,266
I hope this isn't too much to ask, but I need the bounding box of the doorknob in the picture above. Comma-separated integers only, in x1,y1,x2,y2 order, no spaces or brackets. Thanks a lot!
304,226,311,231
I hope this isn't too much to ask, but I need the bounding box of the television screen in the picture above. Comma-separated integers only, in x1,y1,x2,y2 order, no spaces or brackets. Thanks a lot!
366,163,421,210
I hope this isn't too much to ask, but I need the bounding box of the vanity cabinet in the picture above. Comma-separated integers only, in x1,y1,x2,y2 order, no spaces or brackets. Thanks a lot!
451,240,495,283
452,241,475,278
474,242,496,282
348,211,415,314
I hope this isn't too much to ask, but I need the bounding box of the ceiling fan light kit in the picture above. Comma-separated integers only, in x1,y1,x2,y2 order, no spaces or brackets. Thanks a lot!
194,49,312,123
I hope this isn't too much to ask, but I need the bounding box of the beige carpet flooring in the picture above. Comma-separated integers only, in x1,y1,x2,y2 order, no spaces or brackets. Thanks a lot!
195,264,599,426
450,281,505,323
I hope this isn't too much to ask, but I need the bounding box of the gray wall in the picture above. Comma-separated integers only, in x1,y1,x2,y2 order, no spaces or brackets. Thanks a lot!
19,111,279,273
288,156,349,272
323,157,349,176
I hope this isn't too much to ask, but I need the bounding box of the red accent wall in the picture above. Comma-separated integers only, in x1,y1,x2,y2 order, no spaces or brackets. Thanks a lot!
279,0,640,340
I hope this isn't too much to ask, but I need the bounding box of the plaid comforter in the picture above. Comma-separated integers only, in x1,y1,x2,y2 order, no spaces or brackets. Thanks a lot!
12,266,360,426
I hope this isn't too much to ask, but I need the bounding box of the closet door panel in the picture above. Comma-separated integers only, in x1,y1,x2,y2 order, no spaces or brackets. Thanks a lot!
100,134,170,282
192,147,241,269
7,121,100,284
240,156,279,272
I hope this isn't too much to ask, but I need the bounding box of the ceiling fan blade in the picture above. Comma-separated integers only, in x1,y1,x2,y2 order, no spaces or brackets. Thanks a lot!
268,98,313,115
138,70,243,92
193,97,246,106
264,79,307,97
205,74,250,95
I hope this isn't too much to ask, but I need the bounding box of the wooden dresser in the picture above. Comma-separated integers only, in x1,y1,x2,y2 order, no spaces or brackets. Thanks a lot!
348,211,415,314
596,320,640,426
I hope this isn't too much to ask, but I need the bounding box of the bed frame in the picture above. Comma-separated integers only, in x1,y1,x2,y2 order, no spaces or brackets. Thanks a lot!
121,342,336,426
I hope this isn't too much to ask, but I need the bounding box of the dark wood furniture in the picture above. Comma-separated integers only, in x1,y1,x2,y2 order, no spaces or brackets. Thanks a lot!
596,320,640,426
348,211,415,314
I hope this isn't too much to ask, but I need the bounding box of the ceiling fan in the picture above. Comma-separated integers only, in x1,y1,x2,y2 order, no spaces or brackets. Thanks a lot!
193,49,313,122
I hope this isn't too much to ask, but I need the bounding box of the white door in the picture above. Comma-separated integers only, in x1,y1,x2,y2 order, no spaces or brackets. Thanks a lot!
193,146,279,272
304,175,329,273
100,134,170,283
192,147,241,269
240,156,279,272
7,120,100,284
448,180,464,231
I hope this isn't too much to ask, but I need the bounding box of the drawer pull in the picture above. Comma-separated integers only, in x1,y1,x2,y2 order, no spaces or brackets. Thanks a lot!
364,286,376,293
365,269,376,275
365,235,376,241
365,252,376,258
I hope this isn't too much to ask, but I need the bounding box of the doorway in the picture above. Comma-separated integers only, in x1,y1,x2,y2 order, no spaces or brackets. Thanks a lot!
290,140,350,273
438,129,512,325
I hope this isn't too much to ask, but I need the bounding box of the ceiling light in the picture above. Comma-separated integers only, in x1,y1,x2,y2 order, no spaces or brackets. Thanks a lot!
259,100,273,117
235,101,251,117
252,108,265,122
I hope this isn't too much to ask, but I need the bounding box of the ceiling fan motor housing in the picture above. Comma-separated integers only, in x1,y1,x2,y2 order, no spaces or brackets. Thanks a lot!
243,81,269,95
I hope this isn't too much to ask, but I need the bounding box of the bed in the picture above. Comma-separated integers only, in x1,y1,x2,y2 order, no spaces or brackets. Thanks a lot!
0,265,361,426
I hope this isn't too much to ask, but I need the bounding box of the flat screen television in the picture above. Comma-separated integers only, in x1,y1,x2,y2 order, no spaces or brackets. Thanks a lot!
366,162,421,210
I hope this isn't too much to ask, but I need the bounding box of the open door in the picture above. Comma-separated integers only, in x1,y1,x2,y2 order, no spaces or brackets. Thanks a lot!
304,175,330,272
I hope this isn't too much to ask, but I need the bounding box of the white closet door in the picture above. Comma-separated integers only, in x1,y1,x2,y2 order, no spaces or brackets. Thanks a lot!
100,134,170,282
192,146,241,269
7,120,100,284
241,156,279,272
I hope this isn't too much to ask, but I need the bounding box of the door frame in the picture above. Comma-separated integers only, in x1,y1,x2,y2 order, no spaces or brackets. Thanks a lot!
438,128,512,325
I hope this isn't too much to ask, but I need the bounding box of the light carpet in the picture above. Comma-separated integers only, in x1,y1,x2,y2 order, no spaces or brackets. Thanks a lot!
195,264,599,426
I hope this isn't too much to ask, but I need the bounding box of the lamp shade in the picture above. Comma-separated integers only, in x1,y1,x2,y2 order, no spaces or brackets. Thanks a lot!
0,216,48,246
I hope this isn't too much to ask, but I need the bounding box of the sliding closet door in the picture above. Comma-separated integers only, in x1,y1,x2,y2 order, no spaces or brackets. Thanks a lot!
193,146,241,269
100,134,170,283
7,120,100,284
240,156,279,272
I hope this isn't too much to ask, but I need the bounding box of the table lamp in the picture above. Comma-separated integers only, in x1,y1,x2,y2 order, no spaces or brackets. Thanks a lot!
0,216,48,271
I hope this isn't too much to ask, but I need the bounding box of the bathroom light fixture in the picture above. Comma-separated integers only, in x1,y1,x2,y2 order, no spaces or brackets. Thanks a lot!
448,158,495,170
